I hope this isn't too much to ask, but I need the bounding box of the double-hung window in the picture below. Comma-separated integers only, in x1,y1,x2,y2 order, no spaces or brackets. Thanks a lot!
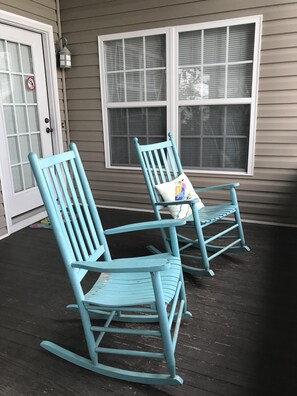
99,16,261,174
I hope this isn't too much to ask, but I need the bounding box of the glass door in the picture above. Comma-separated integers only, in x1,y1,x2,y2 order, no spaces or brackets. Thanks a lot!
0,24,52,218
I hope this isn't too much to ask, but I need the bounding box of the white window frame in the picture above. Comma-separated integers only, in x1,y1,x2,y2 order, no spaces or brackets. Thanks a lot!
98,15,262,175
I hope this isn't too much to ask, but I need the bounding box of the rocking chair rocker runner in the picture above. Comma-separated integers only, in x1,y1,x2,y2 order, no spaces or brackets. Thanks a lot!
29,144,191,386
134,133,250,277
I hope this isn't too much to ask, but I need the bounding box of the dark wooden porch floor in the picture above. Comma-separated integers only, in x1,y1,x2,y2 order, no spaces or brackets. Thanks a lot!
0,208,296,396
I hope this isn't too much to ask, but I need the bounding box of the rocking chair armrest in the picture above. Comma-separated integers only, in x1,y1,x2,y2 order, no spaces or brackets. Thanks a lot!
104,218,186,235
154,198,200,207
71,258,171,273
195,182,240,193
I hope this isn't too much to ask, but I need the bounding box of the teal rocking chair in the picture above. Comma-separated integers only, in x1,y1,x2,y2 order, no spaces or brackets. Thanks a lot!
29,143,191,386
134,133,250,277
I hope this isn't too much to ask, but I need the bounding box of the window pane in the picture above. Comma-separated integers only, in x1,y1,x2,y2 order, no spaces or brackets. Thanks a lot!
126,71,144,101
202,106,225,136
229,24,255,62
203,65,225,99
128,108,147,136
109,108,128,135
204,27,226,64
111,137,128,165
227,63,252,98
125,37,143,70
146,35,166,68
181,137,201,168
147,108,166,136
179,67,202,100
225,138,248,170
104,40,123,71
180,106,202,136
146,69,166,101
226,105,250,136
179,31,201,66
107,73,125,102
202,138,224,168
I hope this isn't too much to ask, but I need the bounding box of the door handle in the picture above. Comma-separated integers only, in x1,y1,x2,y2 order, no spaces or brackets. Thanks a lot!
46,127,53,133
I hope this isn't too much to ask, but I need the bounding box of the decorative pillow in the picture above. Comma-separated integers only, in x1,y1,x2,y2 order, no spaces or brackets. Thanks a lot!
155,173,204,219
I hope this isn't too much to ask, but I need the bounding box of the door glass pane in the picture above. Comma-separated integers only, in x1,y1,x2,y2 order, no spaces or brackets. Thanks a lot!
28,105,39,131
23,163,35,189
15,106,28,133
3,106,16,134
19,135,30,162
0,73,12,102
31,133,42,156
0,40,8,71
12,165,23,192
7,136,20,164
12,74,25,102
7,41,21,72
20,44,33,74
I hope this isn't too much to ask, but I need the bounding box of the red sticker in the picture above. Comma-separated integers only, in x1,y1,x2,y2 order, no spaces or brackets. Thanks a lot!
26,76,35,91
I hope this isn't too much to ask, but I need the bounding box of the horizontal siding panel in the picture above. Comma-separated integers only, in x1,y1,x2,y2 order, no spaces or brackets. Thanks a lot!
70,130,102,141
260,62,297,78
255,157,297,168
257,118,297,130
72,55,99,67
67,88,100,100
0,0,57,20
75,140,103,151
68,110,101,121
258,91,297,104
261,48,297,64
69,120,102,131
263,17,297,36
258,103,297,117
67,66,99,78
261,32,297,50
68,42,98,55
255,143,297,156
256,131,297,144
259,76,297,91
66,77,99,89
80,151,104,162
254,168,297,181
68,99,101,110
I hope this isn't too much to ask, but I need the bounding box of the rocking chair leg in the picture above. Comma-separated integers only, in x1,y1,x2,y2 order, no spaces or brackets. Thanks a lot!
151,272,176,377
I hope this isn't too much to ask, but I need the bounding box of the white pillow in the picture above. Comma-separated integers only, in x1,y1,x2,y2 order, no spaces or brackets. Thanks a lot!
155,173,204,219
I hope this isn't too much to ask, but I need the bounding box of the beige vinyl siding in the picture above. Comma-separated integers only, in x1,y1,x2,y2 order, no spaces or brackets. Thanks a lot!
60,0,297,225
0,0,65,235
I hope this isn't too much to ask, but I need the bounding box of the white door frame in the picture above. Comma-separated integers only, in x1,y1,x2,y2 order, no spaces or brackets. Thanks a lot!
0,10,63,236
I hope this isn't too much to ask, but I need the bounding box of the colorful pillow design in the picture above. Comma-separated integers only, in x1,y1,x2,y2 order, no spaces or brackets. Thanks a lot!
155,173,204,219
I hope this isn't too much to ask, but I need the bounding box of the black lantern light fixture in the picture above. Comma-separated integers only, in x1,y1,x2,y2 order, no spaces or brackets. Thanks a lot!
58,37,71,69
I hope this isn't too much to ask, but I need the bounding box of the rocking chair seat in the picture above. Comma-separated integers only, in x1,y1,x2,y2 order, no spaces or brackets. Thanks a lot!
84,254,181,307
188,203,237,224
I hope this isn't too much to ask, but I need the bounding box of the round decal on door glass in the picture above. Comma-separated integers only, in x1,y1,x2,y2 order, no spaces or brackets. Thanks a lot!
26,77,35,91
